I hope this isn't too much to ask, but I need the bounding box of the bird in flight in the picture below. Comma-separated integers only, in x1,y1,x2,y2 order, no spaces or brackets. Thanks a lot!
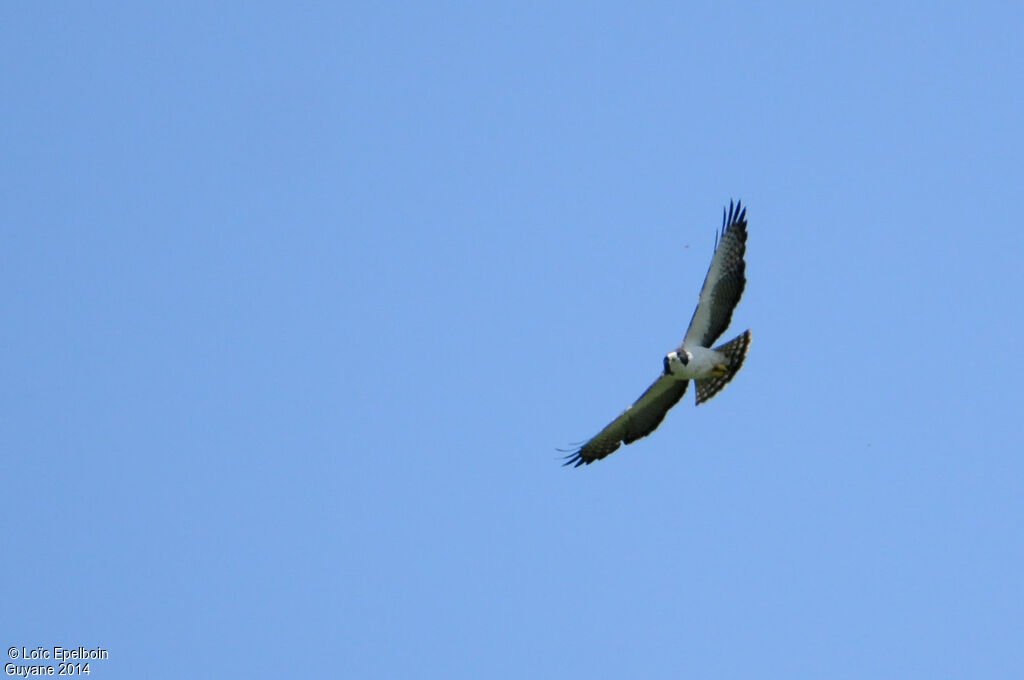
563,200,751,467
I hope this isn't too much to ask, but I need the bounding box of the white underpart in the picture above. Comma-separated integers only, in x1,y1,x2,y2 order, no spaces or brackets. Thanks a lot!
666,346,725,380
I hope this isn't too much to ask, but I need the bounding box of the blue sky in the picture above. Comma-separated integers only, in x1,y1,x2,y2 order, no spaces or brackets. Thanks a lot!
3,2,1022,678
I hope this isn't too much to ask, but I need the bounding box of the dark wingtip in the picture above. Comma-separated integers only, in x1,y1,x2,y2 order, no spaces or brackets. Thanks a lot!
561,451,588,467
723,199,746,232
557,445,588,467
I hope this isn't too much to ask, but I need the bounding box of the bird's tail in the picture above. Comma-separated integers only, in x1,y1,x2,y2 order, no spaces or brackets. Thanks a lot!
695,330,751,405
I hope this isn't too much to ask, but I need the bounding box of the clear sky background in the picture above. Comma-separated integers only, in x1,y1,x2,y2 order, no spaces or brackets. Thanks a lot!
3,2,1022,678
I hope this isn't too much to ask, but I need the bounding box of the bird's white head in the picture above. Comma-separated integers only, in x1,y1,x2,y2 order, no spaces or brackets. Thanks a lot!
664,349,689,375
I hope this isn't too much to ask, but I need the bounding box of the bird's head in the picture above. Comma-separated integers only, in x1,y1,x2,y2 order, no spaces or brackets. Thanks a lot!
664,350,689,374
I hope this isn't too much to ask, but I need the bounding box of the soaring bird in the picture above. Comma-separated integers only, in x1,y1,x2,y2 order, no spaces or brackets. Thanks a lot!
563,200,751,467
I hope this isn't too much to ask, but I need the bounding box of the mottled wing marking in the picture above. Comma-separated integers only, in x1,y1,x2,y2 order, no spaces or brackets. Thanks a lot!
683,201,748,349
563,376,689,467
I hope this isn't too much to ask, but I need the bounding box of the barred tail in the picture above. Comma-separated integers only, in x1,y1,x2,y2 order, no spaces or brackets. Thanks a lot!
695,330,751,405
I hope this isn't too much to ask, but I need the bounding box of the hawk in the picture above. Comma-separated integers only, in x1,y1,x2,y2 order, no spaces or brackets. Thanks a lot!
563,200,751,467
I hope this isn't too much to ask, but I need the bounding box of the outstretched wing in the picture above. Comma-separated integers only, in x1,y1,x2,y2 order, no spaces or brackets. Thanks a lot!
563,376,688,467
682,200,748,348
